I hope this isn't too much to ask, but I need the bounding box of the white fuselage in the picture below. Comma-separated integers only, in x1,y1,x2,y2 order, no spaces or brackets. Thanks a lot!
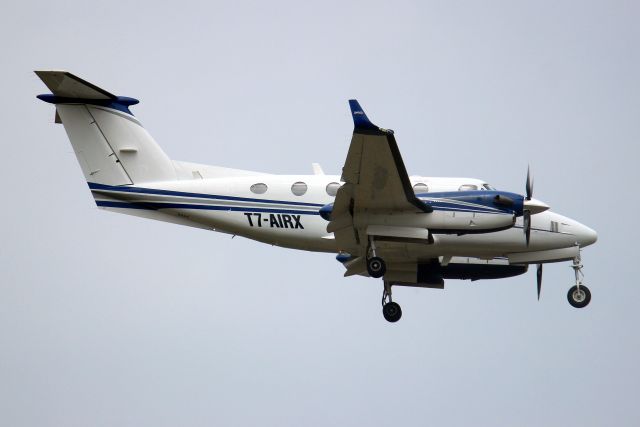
92,172,597,263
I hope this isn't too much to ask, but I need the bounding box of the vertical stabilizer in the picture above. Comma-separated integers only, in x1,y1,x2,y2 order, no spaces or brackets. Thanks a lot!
36,71,176,185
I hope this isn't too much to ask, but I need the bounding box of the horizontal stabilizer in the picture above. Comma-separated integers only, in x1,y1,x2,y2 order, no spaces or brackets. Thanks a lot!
34,70,116,99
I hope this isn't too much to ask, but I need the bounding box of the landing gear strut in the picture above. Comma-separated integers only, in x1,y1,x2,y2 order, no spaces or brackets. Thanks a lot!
567,254,591,308
366,238,386,278
382,281,402,322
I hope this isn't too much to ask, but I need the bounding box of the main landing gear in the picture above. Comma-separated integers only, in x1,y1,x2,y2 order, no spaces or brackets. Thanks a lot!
366,238,386,278
366,238,398,322
567,255,591,308
382,281,402,322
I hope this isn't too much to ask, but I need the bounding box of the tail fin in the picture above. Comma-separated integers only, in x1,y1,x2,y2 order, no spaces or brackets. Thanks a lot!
35,71,176,185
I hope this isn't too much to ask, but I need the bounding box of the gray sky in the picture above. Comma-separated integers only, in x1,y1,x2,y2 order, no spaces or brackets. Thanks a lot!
1,0,639,425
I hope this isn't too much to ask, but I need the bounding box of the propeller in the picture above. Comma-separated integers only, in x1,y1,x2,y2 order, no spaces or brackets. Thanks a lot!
523,210,531,246
523,165,533,245
521,165,551,245
536,264,543,300
526,165,533,201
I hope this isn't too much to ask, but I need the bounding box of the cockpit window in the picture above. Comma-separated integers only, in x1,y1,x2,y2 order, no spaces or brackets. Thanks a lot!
482,183,495,190
458,184,478,191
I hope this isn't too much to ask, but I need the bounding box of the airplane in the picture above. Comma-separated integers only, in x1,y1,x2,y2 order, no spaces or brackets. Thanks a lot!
35,70,598,322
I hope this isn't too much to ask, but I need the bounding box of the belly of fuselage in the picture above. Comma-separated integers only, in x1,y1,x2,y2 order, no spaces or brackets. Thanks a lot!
183,208,577,260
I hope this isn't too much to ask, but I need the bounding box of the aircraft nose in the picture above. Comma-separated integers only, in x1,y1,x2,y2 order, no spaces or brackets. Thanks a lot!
576,223,598,247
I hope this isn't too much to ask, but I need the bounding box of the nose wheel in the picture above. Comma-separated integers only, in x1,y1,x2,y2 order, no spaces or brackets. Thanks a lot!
567,254,591,308
382,281,402,322
568,284,591,308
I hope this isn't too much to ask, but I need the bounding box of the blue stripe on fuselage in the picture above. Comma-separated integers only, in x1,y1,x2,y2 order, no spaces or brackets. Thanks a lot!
90,184,524,216
88,182,325,208
95,200,321,215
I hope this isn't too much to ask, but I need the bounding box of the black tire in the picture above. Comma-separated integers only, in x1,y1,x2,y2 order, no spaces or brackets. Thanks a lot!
382,302,402,322
367,257,386,278
567,285,591,308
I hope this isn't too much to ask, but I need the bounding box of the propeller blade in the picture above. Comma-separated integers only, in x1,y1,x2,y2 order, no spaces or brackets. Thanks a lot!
526,165,533,200
524,210,531,246
536,264,543,300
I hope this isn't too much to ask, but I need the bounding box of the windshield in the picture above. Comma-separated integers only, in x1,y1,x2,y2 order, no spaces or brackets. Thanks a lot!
459,184,478,191
482,183,495,190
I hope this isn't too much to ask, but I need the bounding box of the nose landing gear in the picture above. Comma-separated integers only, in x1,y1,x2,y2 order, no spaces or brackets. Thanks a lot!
382,281,402,322
567,255,591,308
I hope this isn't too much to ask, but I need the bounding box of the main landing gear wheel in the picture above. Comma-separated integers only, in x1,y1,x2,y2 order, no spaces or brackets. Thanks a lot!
568,285,591,308
367,256,386,278
366,237,386,278
382,301,402,322
381,281,402,322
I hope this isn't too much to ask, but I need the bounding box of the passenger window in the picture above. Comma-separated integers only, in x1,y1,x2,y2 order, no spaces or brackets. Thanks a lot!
413,183,429,194
326,182,340,197
458,184,478,191
291,182,308,196
250,183,268,194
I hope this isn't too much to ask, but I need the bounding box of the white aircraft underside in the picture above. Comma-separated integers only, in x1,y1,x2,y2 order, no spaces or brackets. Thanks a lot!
36,71,598,322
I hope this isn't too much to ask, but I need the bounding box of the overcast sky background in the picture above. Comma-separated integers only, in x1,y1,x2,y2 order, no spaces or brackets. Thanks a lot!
1,1,639,426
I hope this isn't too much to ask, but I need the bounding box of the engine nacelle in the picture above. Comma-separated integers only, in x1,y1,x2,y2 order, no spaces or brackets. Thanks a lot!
348,211,516,234
425,210,516,234
320,190,523,234
319,203,333,221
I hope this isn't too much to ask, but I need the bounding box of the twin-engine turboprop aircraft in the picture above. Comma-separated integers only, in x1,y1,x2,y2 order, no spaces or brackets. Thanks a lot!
36,71,598,322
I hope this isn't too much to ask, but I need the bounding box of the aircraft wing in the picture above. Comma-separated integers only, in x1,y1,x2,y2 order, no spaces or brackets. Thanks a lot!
329,100,432,252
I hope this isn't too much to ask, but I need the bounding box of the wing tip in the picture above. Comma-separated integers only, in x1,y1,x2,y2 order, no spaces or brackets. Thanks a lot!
348,99,380,132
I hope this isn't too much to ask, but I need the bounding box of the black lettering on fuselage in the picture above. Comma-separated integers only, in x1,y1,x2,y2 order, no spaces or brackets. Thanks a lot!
244,212,254,226
244,212,304,229
282,214,294,229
